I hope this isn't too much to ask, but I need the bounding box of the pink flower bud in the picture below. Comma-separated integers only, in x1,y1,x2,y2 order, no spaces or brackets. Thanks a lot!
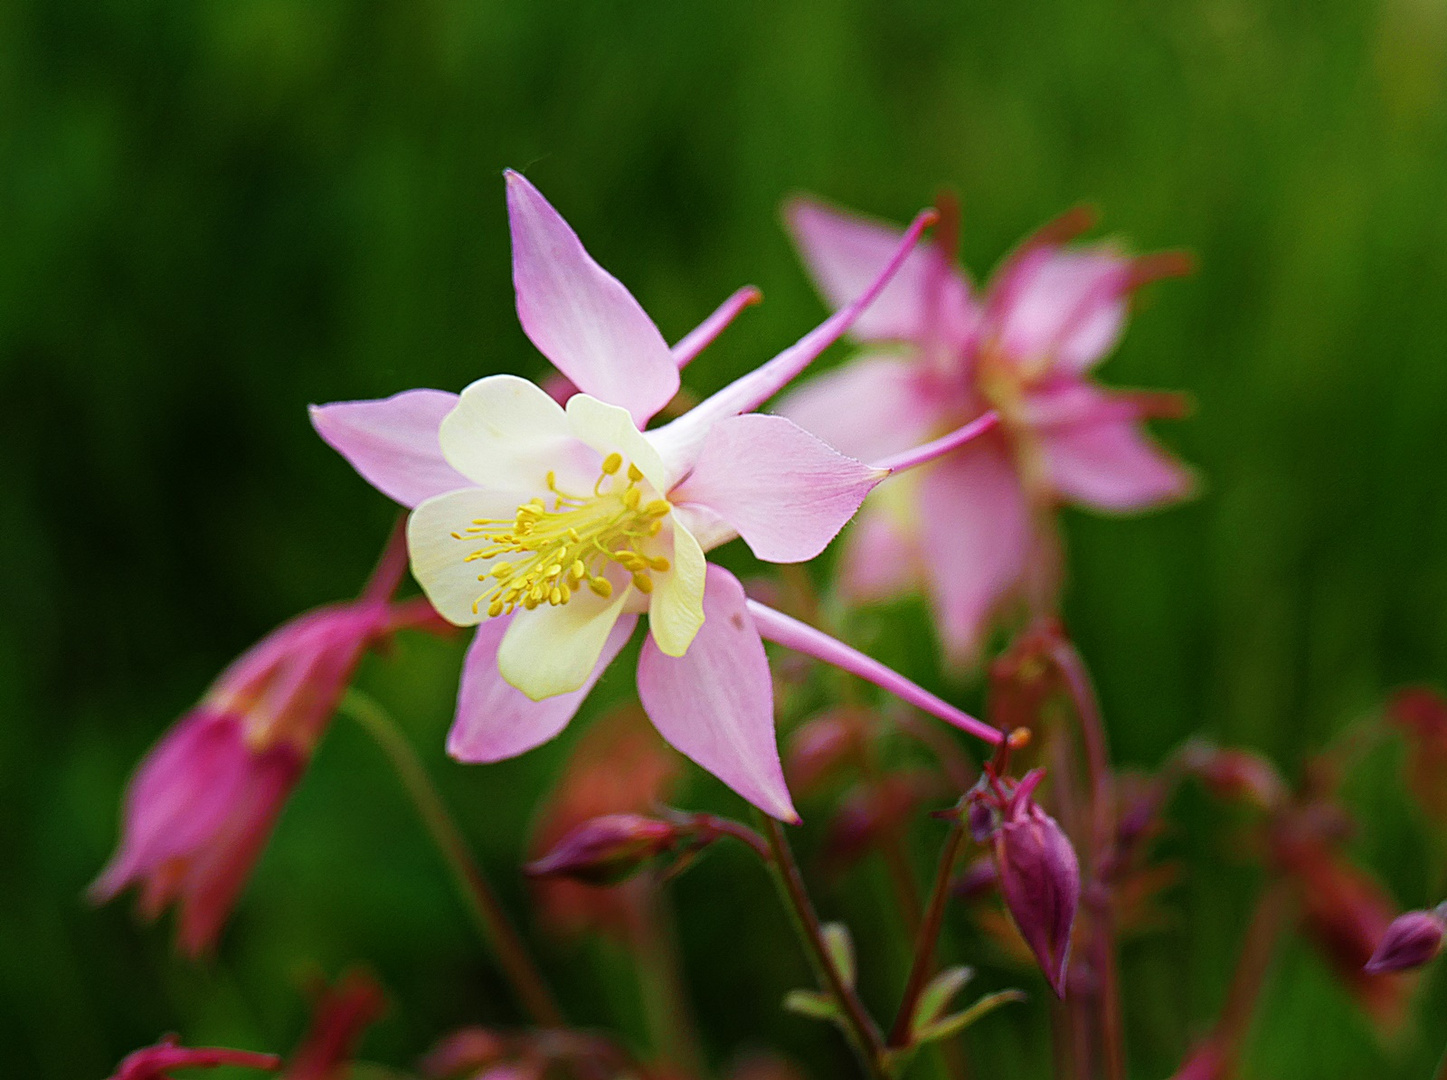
1364,907,1447,974
110,1035,280,1080
419,1028,510,1079
526,813,679,885
992,782,1080,997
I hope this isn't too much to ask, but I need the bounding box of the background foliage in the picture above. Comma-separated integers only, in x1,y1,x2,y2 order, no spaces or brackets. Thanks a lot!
4,0,1447,1075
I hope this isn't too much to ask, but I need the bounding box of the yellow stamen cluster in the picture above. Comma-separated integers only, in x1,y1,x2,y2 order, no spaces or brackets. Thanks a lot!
454,453,672,617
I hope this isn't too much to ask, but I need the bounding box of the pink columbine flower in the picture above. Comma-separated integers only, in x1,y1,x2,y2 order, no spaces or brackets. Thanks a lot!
313,171,1002,822
776,196,1195,664
91,534,437,954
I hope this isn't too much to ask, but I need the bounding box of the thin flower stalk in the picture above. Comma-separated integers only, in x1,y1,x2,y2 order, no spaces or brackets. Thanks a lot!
887,820,965,1047
340,689,564,1028
755,812,891,1080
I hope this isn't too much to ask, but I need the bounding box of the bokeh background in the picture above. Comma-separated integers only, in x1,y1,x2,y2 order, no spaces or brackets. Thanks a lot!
4,0,1447,1076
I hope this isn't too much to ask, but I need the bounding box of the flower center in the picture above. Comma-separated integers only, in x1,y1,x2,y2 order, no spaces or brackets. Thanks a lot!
454,453,673,618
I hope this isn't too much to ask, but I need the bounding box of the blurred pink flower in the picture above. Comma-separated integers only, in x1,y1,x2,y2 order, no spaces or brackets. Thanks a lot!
777,197,1194,663
109,1036,279,1080
314,172,1003,822
91,533,439,954
281,970,387,1080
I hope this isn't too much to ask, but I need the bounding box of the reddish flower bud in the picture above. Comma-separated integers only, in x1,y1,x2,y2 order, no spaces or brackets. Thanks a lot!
528,705,680,939
419,1028,510,1079
526,814,678,885
992,778,1080,997
1387,686,1447,822
951,855,999,901
1182,742,1285,811
1364,907,1447,974
822,771,942,872
110,1035,280,1080
282,970,387,1080
784,709,868,795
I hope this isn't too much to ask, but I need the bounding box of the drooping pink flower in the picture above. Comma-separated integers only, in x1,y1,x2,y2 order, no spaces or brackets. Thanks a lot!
91,532,440,954
313,172,1003,823
776,196,1194,664
109,1035,280,1080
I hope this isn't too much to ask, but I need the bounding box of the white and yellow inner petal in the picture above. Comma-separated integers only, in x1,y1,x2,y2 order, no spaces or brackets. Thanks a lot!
452,452,678,620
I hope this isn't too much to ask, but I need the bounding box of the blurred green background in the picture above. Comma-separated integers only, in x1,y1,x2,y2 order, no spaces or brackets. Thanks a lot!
4,0,1447,1076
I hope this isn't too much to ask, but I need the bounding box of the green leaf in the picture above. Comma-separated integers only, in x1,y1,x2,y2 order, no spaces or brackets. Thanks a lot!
913,989,1028,1045
783,989,842,1022
821,921,856,987
910,965,975,1034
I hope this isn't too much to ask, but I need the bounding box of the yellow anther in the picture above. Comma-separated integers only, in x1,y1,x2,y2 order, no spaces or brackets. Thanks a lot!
457,452,673,618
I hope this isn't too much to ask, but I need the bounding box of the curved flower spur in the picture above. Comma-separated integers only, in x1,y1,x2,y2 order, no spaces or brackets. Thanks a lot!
313,172,1001,822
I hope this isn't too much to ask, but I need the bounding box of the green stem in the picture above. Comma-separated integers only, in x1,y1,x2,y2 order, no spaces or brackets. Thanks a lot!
755,811,892,1080
888,822,964,1047
341,689,565,1028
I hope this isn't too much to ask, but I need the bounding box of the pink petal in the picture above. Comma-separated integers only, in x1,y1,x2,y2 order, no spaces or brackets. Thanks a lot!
918,436,1031,666
448,614,638,763
990,245,1132,375
787,197,975,345
670,414,881,563
636,565,797,822
90,710,253,902
837,498,924,602
309,390,470,508
773,353,946,464
506,171,679,427
1035,389,1194,512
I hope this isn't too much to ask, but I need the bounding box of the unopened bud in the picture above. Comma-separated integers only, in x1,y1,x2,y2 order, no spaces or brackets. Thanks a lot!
1364,906,1447,974
1183,743,1285,811
784,710,867,795
994,798,1080,998
525,814,677,885
951,855,999,901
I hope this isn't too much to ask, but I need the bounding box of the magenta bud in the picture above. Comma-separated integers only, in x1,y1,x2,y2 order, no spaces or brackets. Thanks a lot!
524,813,677,885
951,855,999,901
1364,907,1446,974
993,799,1080,997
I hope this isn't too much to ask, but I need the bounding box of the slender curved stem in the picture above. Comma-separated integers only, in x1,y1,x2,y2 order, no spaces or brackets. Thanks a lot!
755,812,891,1080
888,822,965,1047
1050,639,1124,1080
341,689,565,1028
